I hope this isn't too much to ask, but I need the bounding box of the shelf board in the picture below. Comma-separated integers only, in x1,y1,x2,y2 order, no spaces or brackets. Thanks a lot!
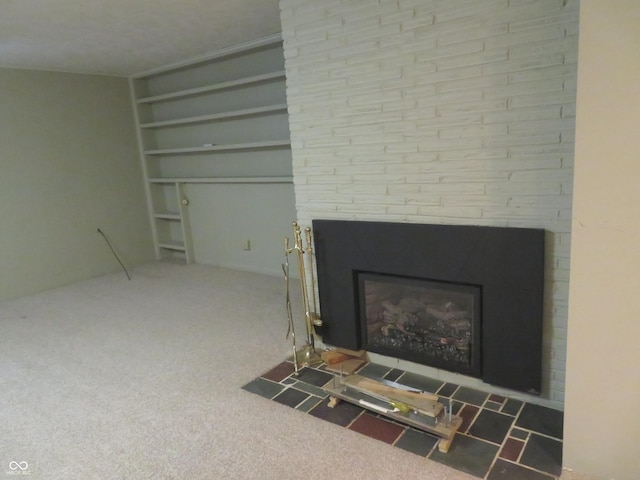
136,71,286,104
140,104,288,129
154,213,181,220
133,33,282,78
148,176,293,184
144,139,290,155
158,241,186,252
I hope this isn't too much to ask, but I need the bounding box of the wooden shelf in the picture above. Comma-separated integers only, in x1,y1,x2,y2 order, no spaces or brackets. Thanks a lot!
158,241,186,252
154,213,181,220
144,140,290,156
148,176,293,184
139,104,287,129
136,71,286,104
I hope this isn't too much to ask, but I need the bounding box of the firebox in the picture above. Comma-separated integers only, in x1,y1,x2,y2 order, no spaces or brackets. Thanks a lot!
358,272,482,378
312,219,545,395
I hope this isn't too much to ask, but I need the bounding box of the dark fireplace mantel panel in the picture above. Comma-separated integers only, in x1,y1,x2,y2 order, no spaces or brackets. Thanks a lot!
312,219,545,395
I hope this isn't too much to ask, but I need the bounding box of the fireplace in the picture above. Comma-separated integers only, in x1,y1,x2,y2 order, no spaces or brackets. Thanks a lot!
312,219,545,395
359,272,482,378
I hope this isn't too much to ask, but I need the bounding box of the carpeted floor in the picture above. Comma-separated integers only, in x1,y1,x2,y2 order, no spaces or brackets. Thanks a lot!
0,263,589,479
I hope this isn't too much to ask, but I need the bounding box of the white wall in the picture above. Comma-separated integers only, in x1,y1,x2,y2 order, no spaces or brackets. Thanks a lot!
0,68,154,301
280,0,578,409
186,183,297,276
564,1,640,479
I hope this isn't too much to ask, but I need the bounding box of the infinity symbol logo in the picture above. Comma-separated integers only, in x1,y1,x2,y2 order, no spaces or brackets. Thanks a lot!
8,461,28,471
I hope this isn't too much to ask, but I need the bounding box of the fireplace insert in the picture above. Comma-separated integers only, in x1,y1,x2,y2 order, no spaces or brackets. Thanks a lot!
358,272,482,378
312,219,545,395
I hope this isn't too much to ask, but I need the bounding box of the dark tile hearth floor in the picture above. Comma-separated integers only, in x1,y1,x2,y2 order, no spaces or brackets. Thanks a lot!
243,360,564,479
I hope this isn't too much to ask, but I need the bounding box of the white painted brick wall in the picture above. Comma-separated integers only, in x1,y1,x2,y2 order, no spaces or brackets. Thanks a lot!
280,0,579,410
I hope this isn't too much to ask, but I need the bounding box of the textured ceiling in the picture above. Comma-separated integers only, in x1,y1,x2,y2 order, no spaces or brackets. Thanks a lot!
0,0,283,77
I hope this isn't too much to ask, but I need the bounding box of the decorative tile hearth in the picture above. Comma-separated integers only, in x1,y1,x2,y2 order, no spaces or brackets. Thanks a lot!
243,360,564,479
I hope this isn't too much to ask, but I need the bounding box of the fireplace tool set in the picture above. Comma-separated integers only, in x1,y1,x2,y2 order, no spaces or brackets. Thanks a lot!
283,221,323,373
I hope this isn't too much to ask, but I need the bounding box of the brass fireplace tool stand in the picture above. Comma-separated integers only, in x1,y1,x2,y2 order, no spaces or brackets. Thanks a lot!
283,221,323,373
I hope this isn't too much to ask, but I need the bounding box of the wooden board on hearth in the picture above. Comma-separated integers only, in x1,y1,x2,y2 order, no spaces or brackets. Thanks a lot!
325,358,366,375
322,348,367,375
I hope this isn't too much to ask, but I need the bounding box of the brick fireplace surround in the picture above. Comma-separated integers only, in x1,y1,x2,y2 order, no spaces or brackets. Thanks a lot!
280,0,577,411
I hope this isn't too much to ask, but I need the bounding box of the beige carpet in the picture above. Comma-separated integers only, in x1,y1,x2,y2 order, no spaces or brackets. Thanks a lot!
0,263,584,479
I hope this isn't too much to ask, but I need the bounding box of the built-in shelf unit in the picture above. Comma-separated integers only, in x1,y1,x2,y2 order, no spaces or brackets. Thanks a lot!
130,33,292,263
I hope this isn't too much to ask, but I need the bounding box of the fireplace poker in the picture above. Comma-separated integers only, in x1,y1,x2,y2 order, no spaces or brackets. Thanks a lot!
304,226,323,332
292,222,313,347
282,245,299,374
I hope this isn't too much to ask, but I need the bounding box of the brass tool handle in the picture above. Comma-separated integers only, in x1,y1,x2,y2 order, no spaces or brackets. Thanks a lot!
304,226,322,328
292,222,313,346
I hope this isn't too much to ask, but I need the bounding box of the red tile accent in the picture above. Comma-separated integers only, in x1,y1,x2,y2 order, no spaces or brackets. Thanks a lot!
489,394,506,404
499,437,525,462
458,404,480,433
261,361,295,382
348,413,405,444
